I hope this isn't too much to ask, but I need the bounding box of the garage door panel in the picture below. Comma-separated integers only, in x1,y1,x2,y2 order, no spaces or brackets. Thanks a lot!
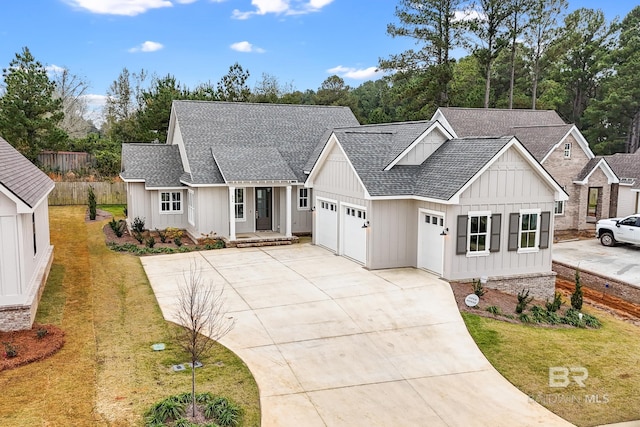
343,206,367,264
317,200,337,252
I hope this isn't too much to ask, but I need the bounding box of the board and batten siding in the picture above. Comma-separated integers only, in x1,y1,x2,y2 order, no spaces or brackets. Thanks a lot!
0,191,20,299
395,128,448,166
445,146,556,281
192,187,229,239
367,199,421,269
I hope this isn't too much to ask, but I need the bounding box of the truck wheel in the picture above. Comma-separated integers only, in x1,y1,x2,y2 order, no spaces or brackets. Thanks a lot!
600,232,616,247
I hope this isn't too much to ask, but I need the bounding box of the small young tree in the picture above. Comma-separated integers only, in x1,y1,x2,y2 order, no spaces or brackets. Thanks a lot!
88,185,97,220
571,269,583,310
175,262,235,417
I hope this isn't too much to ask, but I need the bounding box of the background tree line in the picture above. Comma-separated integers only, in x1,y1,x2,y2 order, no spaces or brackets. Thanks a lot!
0,2,638,177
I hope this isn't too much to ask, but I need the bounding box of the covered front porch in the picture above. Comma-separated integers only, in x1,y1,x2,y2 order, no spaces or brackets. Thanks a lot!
227,182,297,241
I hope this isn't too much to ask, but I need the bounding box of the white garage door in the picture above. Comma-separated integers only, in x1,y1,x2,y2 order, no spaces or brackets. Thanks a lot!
418,211,444,275
316,199,337,252
342,206,367,264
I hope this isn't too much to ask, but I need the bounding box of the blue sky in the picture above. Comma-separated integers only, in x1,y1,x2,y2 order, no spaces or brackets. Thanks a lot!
0,1,636,122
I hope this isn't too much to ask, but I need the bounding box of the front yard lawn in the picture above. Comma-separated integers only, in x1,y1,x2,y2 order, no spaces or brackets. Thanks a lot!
0,206,260,426
464,307,640,427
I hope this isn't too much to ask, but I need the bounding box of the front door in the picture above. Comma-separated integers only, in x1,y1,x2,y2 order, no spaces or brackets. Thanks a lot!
418,211,445,275
255,187,272,231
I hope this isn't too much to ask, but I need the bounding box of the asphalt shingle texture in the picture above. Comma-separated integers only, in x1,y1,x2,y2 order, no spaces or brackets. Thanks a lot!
121,143,185,187
0,136,54,207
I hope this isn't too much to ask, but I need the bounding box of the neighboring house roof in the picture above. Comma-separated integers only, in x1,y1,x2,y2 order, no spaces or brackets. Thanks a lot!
0,136,55,209
121,143,184,188
509,124,574,161
436,107,566,137
575,156,619,185
170,101,359,184
605,152,640,189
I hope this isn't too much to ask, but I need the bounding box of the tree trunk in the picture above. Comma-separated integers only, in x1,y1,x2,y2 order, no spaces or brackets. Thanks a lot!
531,59,539,110
509,14,518,109
192,361,196,417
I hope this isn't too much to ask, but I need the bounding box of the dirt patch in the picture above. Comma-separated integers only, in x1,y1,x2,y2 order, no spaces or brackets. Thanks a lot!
85,208,112,223
0,324,65,371
451,282,538,323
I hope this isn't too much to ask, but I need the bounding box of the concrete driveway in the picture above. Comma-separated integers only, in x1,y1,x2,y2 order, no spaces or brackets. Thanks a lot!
141,244,571,427
554,238,640,287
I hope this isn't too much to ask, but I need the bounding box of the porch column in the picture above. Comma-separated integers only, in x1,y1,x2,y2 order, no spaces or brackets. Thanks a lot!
229,186,236,241
285,185,292,238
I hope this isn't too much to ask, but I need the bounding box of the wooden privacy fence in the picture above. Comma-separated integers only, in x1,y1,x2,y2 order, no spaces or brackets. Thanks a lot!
48,182,126,206
38,151,95,172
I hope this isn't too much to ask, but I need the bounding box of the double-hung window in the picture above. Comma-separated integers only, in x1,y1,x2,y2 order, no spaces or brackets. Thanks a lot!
564,142,572,158
234,188,245,220
298,188,309,210
467,211,491,256
554,201,565,215
507,209,552,253
160,191,182,213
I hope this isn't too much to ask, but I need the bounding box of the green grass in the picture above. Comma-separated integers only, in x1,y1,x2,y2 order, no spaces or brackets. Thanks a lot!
0,206,259,426
463,309,640,426
97,204,126,218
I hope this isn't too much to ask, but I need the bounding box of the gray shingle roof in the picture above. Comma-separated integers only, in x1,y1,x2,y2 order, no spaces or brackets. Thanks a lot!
121,143,185,187
437,108,573,161
173,101,359,184
604,152,640,189
333,125,513,199
439,107,566,137
510,124,574,161
576,156,606,182
0,136,54,208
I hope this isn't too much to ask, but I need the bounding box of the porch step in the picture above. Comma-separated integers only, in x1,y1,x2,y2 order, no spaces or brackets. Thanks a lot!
236,240,293,248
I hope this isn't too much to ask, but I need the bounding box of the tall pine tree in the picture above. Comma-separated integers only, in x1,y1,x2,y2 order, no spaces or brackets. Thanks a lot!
0,47,66,161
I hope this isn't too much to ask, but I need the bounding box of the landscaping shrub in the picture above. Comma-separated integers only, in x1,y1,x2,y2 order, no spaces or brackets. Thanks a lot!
166,227,183,241
571,270,583,310
132,216,146,233
133,231,144,244
36,328,48,340
518,313,532,323
515,289,533,314
472,278,486,298
156,228,168,243
145,235,156,248
88,185,97,220
545,292,563,313
530,305,546,323
109,218,125,238
3,342,18,358
486,306,501,315
145,393,241,427
174,236,183,247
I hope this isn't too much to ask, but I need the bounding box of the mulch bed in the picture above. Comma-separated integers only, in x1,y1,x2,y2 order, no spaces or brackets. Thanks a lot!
0,324,65,371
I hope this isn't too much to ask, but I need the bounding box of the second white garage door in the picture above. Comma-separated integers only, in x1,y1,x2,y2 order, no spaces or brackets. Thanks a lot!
342,206,367,264
316,199,338,252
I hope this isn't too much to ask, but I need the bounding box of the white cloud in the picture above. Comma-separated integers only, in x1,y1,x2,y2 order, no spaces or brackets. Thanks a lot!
232,0,333,19
230,41,265,53
64,0,173,16
454,9,485,22
327,65,382,80
46,64,66,75
80,94,109,126
128,41,164,53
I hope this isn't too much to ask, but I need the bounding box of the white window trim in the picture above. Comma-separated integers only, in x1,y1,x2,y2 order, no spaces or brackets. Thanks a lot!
564,142,571,158
298,187,310,211
466,210,491,257
518,208,541,254
554,200,565,216
160,191,183,214
234,187,246,222
187,189,195,226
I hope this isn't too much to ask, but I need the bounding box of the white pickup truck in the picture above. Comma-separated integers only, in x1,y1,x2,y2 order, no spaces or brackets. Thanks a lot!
595,214,640,246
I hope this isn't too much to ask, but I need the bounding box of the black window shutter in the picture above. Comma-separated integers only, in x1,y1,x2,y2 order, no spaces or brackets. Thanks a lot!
490,213,501,252
456,215,468,255
508,213,519,251
539,211,551,249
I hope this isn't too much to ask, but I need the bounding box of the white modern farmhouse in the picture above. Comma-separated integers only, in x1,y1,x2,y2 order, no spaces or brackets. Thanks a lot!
0,137,55,331
122,101,568,298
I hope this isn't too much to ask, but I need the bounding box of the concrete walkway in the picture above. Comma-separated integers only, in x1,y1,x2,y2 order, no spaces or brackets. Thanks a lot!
141,244,572,427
